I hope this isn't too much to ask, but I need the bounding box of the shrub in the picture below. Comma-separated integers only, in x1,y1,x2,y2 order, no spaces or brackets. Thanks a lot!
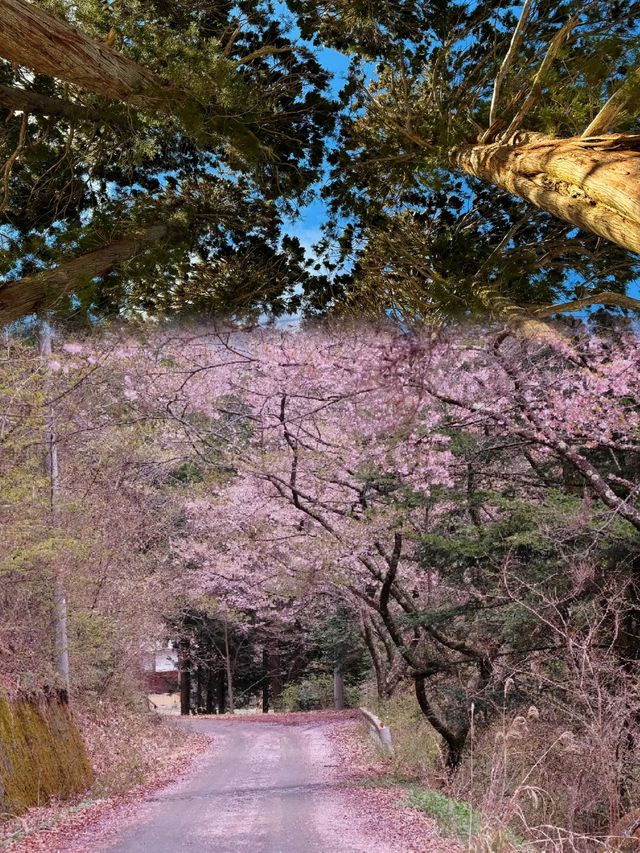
276,674,360,711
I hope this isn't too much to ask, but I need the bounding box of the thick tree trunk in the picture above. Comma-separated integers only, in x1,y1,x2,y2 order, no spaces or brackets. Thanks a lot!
0,223,168,325
195,665,203,714
223,619,234,713
414,675,467,771
217,669,226,714
205,663,215,714
262,647,269,713
452,133,640,257
333,665,345,710
267,643,283,708
0,0,173,111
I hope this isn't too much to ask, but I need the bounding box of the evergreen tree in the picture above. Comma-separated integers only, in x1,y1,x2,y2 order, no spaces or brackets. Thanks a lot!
0,0,336,323
289,0,640,321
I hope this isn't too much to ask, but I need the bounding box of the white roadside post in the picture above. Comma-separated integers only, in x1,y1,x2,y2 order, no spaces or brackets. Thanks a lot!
359,707,394,755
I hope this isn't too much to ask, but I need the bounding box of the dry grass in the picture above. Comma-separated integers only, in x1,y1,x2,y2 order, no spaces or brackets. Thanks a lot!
360,687,640,851
76,699,191,796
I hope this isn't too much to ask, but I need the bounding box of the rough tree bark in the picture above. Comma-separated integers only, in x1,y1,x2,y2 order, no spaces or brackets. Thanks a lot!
0,223,168,325
0,0,174,111
452,133,640,257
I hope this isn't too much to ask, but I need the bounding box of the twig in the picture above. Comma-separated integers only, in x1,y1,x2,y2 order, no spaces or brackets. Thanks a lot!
234,46,295,66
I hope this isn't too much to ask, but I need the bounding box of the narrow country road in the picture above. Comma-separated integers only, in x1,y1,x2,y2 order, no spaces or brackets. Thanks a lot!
101,717,400,853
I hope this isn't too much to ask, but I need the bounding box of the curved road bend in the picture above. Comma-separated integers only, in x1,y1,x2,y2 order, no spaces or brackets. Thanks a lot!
102,717,397,853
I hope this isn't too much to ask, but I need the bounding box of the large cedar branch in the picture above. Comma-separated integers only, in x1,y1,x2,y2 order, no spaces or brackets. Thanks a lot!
0,0,170,109
532,291,640,317
487,0,534,130
583,64,640,137
0,83,115,123
453,133,640,256
0,224,168,325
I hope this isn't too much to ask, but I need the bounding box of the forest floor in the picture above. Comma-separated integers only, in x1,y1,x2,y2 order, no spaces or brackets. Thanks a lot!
2,710,461,852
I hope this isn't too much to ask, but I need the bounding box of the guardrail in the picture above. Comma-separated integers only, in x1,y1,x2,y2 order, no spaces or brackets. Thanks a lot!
359,706,394,755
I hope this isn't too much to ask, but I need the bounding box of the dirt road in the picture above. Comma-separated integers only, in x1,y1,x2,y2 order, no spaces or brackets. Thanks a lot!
102,717,403,853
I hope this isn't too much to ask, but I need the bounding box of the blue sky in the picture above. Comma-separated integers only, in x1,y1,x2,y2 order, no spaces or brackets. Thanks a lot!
274,0,352,257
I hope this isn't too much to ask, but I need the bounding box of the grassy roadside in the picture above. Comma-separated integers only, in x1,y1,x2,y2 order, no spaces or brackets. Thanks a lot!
356,689,638,849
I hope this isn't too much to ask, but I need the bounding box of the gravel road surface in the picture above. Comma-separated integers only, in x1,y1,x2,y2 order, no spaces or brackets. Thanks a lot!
102,717,400,853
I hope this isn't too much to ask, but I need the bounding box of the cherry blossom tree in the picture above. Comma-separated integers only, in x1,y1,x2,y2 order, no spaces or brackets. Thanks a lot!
8,320,638,774
126,322,640,767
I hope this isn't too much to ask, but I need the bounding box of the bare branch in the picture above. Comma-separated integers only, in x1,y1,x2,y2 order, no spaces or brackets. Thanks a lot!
583,63,640,137
486,0,534,132
500,14,579,141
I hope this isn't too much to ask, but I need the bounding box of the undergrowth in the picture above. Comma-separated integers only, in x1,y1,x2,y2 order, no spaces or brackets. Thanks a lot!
403,787,479,840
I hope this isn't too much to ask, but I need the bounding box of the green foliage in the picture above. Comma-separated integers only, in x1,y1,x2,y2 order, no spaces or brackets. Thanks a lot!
277,673,360,711
170,461,205,486
1,0,337,323
312,607,368,674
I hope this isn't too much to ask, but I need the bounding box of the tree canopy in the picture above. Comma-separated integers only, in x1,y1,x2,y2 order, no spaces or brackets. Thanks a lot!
2,0,640,325
0,0,336,323
292,0,640,322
